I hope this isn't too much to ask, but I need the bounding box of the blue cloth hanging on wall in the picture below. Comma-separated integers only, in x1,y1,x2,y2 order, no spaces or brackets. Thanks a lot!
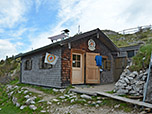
95,55,102,66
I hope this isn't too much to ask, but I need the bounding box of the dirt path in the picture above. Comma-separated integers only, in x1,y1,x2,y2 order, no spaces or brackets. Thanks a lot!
71,83,115,95
23,87,56,101
48,103,138,114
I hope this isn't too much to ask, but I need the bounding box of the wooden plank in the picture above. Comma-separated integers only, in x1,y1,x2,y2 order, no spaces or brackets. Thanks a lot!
70,89,97,96
97,92,152,108
86,52,100,84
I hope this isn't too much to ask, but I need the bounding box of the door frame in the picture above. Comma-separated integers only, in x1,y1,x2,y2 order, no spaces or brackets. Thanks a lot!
70,49,85,84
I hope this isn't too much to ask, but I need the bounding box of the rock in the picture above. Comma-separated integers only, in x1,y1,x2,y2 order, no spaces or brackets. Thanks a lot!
70,99,74,103
20,105,27,110
140,70,143,74
18,91,21,94
30,100,35,104
88,101,92,104
92,102,96,105
16,102,20,107
53,99,59,102
129,90,136,94
132,71,138,76
57,102,60,105
26,98,35,105
84,104,88,106
126,66,129,69
47,101,52,105
127,76,134,80
126,86,132,90
52,89,58,92
144,108,151,112
97,97,102,100
59,96,65,99
8,91,14,98
12,97,17,105
140,111,147,114
96,100,102,104
25,99,31,105
24,95,30,99
129,73,136,78
80,94,92,100
118,79,125,84
14,86,19,89
114,104,120,108
124,77,130,84
7,85,13,90
29,105,37,110
23,90,28,94
59,89,65,93
64,94,70,98
41,110,46,113
30,96,37,101
38,99,45,103
95,104,99,107
116,89,128,95
142,76,147,81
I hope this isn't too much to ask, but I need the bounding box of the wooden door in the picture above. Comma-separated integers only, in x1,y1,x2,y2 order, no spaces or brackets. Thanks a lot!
72,53,84,84
86,52,100,84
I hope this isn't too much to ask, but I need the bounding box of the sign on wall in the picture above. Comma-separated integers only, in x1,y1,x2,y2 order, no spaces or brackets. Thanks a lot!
88,39,96,51
44,52,58,65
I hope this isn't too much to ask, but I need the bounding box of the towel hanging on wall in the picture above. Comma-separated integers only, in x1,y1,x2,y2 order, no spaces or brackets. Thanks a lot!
95,55,102,66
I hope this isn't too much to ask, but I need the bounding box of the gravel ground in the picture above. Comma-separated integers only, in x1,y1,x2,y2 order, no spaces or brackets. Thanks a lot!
48,103,139,114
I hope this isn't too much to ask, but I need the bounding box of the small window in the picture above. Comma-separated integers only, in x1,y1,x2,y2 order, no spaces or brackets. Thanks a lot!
127,50,135,58
72,54,81,68
39,55,52,69
101,57,111,71
24,59,32,70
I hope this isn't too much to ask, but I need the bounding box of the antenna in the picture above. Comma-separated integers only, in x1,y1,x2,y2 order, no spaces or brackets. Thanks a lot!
78,25,80,34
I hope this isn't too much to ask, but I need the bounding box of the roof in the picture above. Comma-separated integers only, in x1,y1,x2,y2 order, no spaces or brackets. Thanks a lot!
119,44,141,51
16,28,119,58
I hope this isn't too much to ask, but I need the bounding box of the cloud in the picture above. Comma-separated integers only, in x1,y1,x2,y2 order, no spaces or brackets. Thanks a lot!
0,0,31,28
56,0,152,33
0,39,17,60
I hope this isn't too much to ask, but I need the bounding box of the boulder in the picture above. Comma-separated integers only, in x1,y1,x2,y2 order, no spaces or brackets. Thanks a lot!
24,95,30,99
80,94,92,100
20,105,27,110
124,77,130,84
116,89,128,95
52,99,59,102
59,96,65,99
23,90,29,94
29,105,37,110
52,89,58,92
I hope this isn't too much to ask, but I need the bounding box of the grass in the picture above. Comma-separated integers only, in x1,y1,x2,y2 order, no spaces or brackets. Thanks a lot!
129,43,152,71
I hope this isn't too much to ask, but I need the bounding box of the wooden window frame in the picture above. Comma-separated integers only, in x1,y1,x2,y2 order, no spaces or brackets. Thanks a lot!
39,55,52,69
24,59,32,70
100,56,111,71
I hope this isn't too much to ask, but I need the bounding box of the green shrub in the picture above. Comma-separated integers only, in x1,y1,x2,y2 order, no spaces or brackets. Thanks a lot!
130,44,152,71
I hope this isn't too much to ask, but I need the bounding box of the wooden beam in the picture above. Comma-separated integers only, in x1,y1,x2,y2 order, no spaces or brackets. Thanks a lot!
97,92,152,108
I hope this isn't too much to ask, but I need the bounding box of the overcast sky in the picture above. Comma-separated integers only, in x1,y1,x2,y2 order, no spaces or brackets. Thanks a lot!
0,0,152,60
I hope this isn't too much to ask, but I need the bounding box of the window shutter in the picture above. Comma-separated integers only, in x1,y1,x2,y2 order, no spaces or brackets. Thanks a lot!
107,60,111,71
103,60,107,70
39,58,43,69
24,61,27,70
30,60,32,70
